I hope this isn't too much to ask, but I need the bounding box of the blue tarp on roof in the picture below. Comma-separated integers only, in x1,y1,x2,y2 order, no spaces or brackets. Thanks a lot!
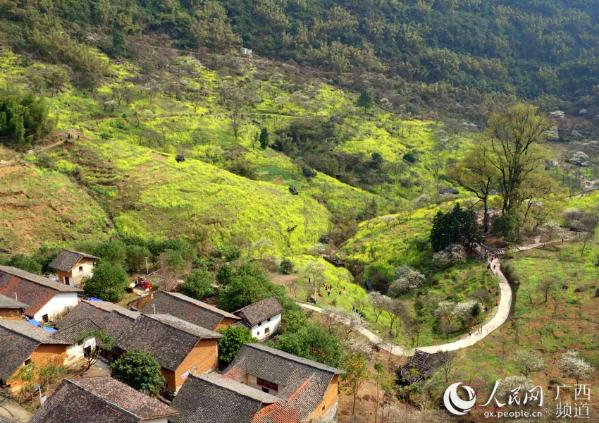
26,319,58,333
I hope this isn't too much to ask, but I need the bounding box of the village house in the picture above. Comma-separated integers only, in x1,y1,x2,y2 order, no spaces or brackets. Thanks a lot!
0,293,28,319
53,319,101,365
0,320,70,392
223,343,344,423
0,266,80,322
172,373,288,423
141,290,240,330
118,313,222,393
49,250,98,288
56,299,140,341
235,297,283,340
30,377,179,423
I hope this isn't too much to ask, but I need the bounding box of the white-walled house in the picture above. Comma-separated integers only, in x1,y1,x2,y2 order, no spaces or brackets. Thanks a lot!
235,297,283,341
53,319,100,365
0,266,81,323
49,250,98,288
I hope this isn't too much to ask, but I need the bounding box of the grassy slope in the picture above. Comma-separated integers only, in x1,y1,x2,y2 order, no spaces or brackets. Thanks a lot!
424,239,599,416
0,163,111,253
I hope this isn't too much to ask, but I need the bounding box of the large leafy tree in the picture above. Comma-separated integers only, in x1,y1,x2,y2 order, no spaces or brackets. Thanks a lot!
274,324,343,368
449,141,497,232
180,268,214,300
0,89,52,146
486,103,550,217
217,326,254,365
431,204,481,252
83,262,128,302
111,350,165,396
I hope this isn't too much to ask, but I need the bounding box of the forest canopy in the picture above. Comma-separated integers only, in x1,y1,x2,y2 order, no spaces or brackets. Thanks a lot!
1,1,598,110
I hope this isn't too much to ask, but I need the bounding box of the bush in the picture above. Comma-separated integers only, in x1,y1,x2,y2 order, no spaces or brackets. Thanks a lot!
364,263,395,293
274,323,342,367
83,262,129,302
217,326,254,365
125,245,151,273
432,244,467,269
431,204,481,252
388,266,425,297
180,268,214,300
111,350,165,396
279,259,294,275
492,214,519,240
0,89,52,147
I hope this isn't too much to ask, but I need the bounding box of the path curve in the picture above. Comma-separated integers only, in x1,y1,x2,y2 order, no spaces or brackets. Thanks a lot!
298,239,568,357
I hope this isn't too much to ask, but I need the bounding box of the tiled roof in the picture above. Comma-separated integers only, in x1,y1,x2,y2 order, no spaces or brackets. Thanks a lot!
56,300,139,340
52,319,102,343
171,373,279,423
142,291,239,330
0,320,69,380
0,266,80,292
0,293,28,309
235,298,283,327
223,344,343,420
118,314,221,371
0,266,80,317
49,250,98,272
30,377,178,422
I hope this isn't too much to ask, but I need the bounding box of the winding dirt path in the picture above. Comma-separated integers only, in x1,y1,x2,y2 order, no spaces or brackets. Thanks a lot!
298,240,568,357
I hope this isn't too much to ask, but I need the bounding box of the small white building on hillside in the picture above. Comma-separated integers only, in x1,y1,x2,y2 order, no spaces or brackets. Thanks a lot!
235,297,283,341
0,266,81,323
50,250,98,288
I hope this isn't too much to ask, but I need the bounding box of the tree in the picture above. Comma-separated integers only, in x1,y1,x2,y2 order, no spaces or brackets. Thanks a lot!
513,350,545,377
357,89,374,109
538,276,559,304
218,262,283,311
0,89,52,147
373,362,394,423
430,204,481,252
83,262,128,302
487,103,551,217
449,142,497,232
180,268,214,300
110,350,165,396
559,351,593,383
279,259,294,275
259,127,270,149
388,266,425,297
342,353,369,415
217,326,254,365
274,324,342,367
125,244,150,274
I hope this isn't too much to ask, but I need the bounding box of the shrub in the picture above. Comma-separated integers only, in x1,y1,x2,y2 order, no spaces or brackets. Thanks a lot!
0,89,52,147
274,323,342,367
279,259,294,275
83,262,129,302
111,350,165,396
491,214,519,240
180,268,214,300
217,326,254,365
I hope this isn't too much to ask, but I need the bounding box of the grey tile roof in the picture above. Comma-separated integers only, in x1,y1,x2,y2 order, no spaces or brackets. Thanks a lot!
142,291,239,330
31,377,178,423
49,250,98,272
235,297,283,327
171,373,278,423
223,344,343,420
0,266,80,292
0,266,80,317
52,319,102,343
0,320,69,380
0,293,28,309
56,301,139,340
118,314,221,371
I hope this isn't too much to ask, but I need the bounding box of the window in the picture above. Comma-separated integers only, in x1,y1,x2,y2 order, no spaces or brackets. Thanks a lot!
267,317,271,322
42,314,49,323
265,327,270,334
262,387,269,393
79,266,83,272
24,358,31,366
257,378,278,392
256,331,260,336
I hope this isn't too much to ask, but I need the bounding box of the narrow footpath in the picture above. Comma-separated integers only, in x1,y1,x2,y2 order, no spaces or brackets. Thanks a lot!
298,239,568,357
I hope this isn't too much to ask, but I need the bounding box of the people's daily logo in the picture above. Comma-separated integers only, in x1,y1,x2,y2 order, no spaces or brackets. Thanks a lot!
443,382,477,416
